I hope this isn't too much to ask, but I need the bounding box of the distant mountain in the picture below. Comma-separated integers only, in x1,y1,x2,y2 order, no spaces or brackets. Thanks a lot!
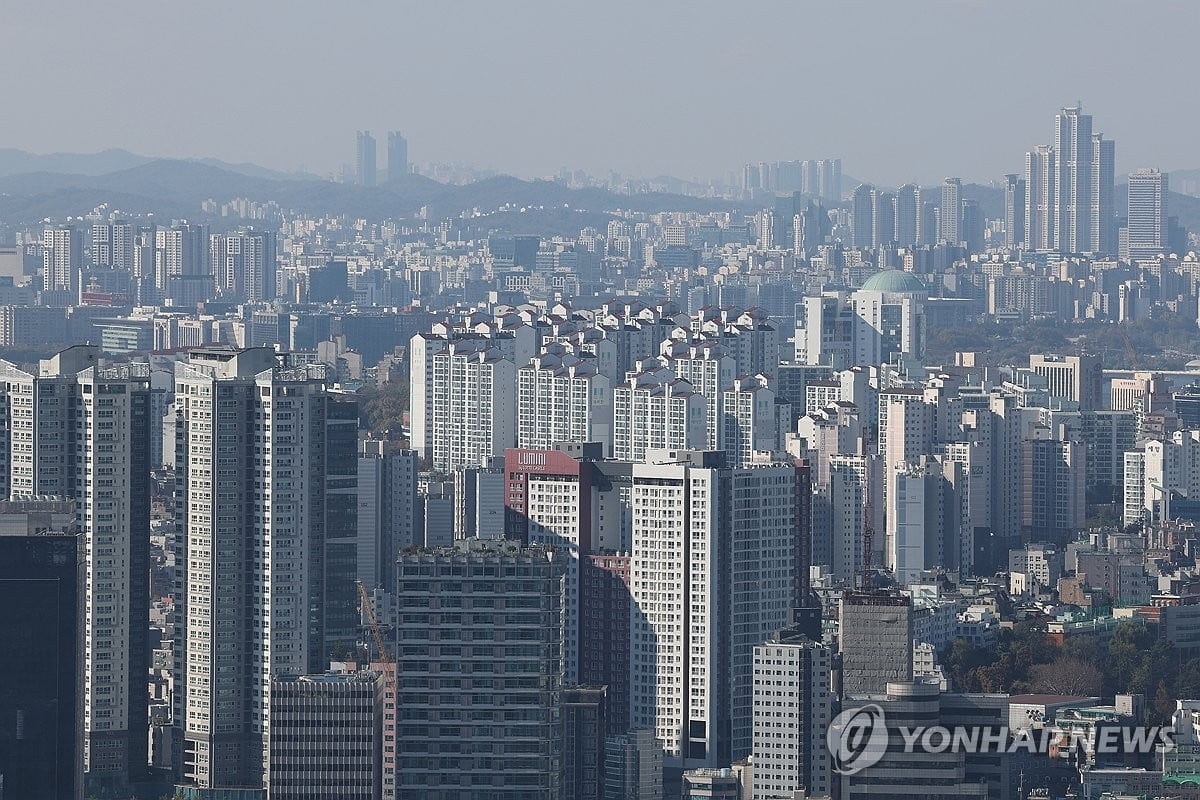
0,148,151,177
0,159,747,234
0,148,318,183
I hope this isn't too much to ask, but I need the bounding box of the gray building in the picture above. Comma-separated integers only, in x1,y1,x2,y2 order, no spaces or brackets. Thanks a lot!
603,730,662,800
394,540,568,799
839,593,913,696
269,671,384,800
563,687,607,800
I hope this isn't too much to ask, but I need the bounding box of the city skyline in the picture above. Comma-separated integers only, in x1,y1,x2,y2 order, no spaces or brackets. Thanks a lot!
1,1,1196,185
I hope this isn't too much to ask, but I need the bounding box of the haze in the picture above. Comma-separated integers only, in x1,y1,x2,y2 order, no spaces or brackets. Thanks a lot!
3,0,1197,185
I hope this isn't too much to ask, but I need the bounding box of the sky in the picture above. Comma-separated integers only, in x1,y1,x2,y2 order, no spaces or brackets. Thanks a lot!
2,0,1197,186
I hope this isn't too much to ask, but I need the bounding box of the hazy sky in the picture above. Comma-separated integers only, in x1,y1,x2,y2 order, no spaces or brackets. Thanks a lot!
3,0,1197,185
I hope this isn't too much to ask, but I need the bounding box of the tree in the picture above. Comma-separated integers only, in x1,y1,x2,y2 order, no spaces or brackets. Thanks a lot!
1022,656,1103,697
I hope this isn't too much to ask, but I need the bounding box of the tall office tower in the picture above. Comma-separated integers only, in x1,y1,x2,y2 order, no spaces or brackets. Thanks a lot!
938,177,962,244
839,681,989,800
870,188,895,247
0,347,152,787
1004,174,1026,250
838,593,914,695
850,184,874,247
915,190,939,247
612,361,706,462
356,130,377,187
412,338,515,471
268,671,384,800
518,344,613,455
604,730,663,800
818,158,842,202
582,554,632,733
630,451,802,766
1127,169,1169,261
394,541,567,799
1029,354,1103,410
751,629,832,799
962,198,984,253
800,160,817,195
1053,104,1094,253
721,374,779,466
793,270,927,367
0,500,83,800
386,130,408,182
1021,435,1086,545
357,440,418,590
1091,133,1116,253
563,687,607,800
894,184,919,247
661,340,737,452
42,224,84,294
211,229,276,303
1024,144,1056,250
172,348,356,790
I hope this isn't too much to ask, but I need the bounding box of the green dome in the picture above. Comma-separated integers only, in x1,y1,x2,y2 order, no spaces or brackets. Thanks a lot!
858,269,927,293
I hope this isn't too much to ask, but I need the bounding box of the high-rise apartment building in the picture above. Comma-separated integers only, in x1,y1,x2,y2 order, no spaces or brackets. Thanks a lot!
939,177,962,245
1127,169,1169,261
660,339,736,451
172,347,357,790
42,224,84,294
393,541,567,799
1025,144,1056,250
850,184,873,247
356,440,418,591
612,361,706,462
0,346,151,787
518,344,613,455
751,629,833,799
894,183,919,247
1054,104,1094,253
1004,173,1026,250
410,337,516,471
870,188,895,247
629,451,802,767
211,229,277,303
0,500,83,800
356,131,377,187
386,131,408,182
1092,133,1116,254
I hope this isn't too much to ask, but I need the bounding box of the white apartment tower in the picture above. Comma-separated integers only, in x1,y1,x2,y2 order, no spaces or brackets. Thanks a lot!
613,359,707,462
42,224,84,294
517,343,613,454
172,347,353,790
630,451,799,767
751,632,833,799
0,345,151,783
411,337,516,471
660,339,736,451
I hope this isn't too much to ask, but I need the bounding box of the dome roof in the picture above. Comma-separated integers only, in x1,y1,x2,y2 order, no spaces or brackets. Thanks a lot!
859,269,927,293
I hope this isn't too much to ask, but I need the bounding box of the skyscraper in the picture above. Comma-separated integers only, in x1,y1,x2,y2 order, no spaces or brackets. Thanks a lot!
356,130,377,187
0,346,151,788
850,184,873,247
172,348,357,790
630,450,802,767
386,131,408,182
1054,105,1088,247
751,629,832,799
1004,174,1026,250
1092,133,1116,254
1127,168,1168,261
939,177,962,245
0,500,83,800
894,184,918,247
42,224,84,295
212,229,276,303
1025,145,1056,250
870,188,895,247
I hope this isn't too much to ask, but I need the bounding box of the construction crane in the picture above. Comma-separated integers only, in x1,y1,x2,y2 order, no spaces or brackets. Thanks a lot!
356,580,393,672
859,434,876,592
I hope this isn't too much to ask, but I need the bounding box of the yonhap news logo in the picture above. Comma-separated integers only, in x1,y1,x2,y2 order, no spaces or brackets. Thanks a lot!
827,703,1176,775
827,704,888,775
